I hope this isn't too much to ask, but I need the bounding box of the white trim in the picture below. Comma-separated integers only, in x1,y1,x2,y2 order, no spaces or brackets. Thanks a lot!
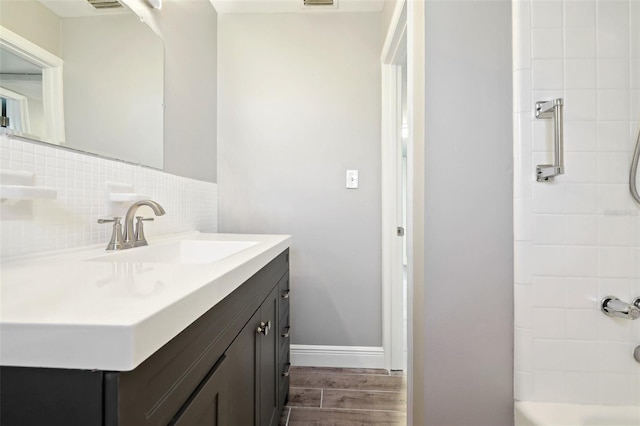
290,345,385,369
0,25,65,144
0,87,30,133
380,0,408,374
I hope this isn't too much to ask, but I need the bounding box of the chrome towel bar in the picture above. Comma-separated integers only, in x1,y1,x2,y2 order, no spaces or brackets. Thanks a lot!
535,98,564,182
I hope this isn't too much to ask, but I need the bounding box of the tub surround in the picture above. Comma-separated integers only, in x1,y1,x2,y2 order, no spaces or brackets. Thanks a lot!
515,401,640,426
513,0,640,405
0,231,291,371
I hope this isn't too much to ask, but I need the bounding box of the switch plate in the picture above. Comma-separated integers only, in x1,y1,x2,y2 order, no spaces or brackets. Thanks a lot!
346,170,358,189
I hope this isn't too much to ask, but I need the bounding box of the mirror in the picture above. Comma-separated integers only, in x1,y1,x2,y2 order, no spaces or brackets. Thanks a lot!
0,0,164,169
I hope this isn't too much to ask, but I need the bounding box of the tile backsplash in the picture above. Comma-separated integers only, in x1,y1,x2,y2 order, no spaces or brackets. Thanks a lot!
0,135,217,259
513,0,640,406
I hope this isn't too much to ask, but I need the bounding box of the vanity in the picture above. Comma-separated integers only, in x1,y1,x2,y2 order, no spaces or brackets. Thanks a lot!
0,232,291,426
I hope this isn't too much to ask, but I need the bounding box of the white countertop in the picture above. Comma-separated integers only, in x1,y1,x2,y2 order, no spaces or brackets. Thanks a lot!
0,232,291,371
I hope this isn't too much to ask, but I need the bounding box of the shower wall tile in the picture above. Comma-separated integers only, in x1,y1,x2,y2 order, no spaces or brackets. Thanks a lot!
0,135,217,259
513,0,640,406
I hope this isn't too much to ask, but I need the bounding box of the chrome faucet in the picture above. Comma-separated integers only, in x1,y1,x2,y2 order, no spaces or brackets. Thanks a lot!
123,200,166,248
98,200,165,250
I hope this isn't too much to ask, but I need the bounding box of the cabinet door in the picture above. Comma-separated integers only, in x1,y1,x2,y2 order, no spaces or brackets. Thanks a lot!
225,309,259,425
257,286,279,426
170,355,229,426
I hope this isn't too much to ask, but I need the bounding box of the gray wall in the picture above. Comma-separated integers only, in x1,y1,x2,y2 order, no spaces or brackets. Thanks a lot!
421,1,514,425
217,13,383,347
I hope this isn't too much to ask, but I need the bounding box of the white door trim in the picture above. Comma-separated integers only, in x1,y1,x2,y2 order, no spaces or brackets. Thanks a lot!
380,0,407,373
0,25,65,144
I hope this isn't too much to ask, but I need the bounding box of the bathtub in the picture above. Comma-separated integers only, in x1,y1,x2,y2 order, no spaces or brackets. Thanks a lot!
515,401,640,426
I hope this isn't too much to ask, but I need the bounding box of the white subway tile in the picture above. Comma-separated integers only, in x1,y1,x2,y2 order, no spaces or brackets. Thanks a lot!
565,215,597,246
598,183,639,212
597,0,629,29
531,0,563,28
565,183,598,214
515,327,534,371
533,215,565,245
565,277,598,308
564,371,599,403
564,152,598,183
514,70,533,112
533,180,565,213
565,28,596,58
514,197,533,241
533,276,566,307
532,244,566,275
598,373,637,405
597,60,630,89
532,29,564,58
533,339,565,369
597,90,630,121
533,308,565,338
563,90,597,121
597,26,630,59
515,241,534,284
564,59,596,90
598,152,632,184
516,283,534,328
597,341,632,373
531,60,564,89
598,121,635,151
0,136,217,258
533,371,567,401
564,121,597,152
565,246,598,277
564,0,595,28
514,371,534,401
565,309,599,340
598,247,634,278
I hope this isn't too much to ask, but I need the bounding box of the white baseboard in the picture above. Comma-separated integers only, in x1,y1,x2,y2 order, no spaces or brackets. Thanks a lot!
290,344,385,369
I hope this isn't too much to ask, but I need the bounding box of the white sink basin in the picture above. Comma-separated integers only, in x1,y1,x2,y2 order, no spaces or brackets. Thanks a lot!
87,240,258,264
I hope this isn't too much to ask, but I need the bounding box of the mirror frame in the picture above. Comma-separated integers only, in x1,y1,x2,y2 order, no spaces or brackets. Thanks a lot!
0,25,65,144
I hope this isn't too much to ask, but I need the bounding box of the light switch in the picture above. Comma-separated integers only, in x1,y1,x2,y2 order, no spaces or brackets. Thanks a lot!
346,170,359,189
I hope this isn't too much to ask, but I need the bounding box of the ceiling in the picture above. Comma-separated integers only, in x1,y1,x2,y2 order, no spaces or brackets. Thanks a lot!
38,0,129,17
209,0,385,14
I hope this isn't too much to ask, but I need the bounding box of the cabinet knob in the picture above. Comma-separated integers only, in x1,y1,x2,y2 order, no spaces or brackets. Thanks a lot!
257,320,271,336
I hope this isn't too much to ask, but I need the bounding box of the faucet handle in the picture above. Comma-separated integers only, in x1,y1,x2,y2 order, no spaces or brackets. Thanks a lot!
97,217,124,250
97,217,122,224
134,216,154,244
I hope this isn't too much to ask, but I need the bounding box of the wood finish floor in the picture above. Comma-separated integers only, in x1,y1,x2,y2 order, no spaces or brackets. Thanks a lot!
279,367,407,426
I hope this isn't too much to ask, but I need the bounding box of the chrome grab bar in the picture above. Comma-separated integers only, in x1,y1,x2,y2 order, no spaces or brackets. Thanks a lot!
535,98,564,182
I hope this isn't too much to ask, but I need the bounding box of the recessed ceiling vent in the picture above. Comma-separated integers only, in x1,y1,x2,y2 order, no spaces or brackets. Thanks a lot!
86,0,123,9
303,0,334,5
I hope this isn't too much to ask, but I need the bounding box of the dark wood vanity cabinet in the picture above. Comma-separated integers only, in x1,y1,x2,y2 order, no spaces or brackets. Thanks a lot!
0,250,290,426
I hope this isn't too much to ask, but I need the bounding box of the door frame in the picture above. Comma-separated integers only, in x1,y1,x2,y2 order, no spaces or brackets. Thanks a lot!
0,25,65,144
381,0,407,373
